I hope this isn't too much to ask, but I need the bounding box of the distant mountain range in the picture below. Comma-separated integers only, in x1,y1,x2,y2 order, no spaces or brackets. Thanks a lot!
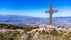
0,15,71,27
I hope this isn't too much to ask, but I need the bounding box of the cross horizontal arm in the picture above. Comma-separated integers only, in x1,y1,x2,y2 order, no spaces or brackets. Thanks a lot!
53,10,58,13
45,11,50,13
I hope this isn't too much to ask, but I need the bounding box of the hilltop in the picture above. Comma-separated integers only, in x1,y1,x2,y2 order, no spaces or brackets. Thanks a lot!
0,26,71,40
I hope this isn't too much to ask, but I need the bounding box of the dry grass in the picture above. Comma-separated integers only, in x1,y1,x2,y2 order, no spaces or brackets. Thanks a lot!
0,28,71,40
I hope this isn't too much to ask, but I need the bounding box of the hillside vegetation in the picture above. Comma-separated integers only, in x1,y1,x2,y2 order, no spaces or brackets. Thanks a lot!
0,24,71,40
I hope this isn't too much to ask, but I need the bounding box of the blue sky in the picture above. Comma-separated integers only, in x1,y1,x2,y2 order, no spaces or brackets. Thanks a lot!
0,0,71,18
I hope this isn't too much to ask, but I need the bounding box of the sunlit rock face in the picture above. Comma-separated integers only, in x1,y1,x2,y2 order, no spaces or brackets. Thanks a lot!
20,34,28,40
0,27,71,40
20,27,71,40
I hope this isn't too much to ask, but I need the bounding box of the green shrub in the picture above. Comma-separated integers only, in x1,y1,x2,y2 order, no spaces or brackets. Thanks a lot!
50,28,58,36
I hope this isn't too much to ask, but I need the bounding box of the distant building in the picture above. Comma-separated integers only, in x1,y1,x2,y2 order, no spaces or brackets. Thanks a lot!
39,25,55,30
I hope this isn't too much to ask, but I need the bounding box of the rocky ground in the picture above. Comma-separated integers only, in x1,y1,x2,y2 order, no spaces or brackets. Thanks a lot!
0,28,71,40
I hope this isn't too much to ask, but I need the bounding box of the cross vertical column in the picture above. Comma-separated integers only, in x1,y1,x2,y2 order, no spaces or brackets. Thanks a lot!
49,13,52,25
45,4,58,25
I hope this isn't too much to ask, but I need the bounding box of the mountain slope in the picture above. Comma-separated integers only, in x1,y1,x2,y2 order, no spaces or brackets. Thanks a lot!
0,15,71,27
